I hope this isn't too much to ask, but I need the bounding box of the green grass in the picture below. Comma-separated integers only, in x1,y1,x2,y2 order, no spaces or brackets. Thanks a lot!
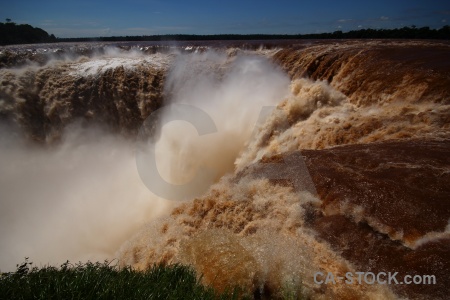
0,259,244,300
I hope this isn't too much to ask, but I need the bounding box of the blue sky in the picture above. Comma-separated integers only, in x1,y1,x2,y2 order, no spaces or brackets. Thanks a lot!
1,0,449,38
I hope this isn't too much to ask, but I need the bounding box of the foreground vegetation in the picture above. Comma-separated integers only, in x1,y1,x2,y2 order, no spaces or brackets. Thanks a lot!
0,259,243,300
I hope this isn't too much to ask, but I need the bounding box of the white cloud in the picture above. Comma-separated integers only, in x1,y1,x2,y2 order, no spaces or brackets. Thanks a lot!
110,26,191,36
48,27,114,38
380,16,389,21
40,20,56,27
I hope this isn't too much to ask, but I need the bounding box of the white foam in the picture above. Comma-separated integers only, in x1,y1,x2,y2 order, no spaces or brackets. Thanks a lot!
69,53,171,77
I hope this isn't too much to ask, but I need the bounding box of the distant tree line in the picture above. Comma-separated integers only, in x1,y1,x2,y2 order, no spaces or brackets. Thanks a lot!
55,25,450,42
313,25,450,39
0,21,56,45
1,22,449,45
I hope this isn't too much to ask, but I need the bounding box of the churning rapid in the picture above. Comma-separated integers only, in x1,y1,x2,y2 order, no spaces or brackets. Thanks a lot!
0,40,449,299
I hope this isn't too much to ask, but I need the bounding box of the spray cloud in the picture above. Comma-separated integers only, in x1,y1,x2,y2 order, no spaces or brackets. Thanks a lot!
0,50,290,271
